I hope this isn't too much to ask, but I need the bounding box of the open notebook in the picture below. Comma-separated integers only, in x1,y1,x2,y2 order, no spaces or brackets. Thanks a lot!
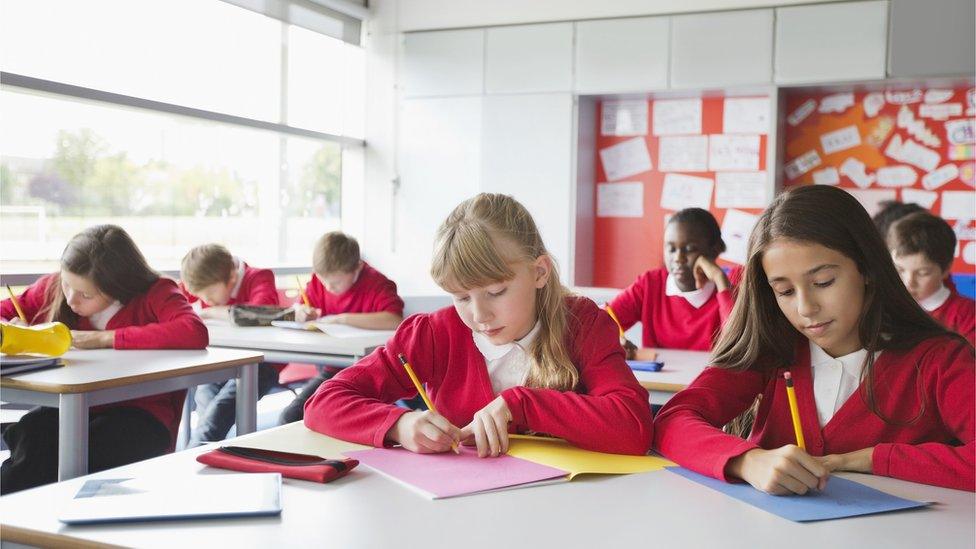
1,354,63,376
270,321,395,340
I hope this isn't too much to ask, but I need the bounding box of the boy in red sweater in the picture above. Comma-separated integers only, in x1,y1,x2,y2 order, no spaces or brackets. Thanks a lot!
179,244,282,445
1,225,208,494
280,231,404,423
888,212,975,345
653,186,974,493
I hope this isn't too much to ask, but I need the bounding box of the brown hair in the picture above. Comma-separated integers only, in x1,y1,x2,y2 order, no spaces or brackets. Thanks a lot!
180,243,235,293
887,211,957,272
312,231,361,275
40,225,159,327
871,200,925,240
430,193,578,391
712,185,960,422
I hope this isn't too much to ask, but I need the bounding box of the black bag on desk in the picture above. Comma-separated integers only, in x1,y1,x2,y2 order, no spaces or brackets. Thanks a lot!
229,305,295,327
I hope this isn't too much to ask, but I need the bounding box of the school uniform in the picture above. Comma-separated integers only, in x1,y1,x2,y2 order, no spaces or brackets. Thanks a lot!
279,262,405,424
304,296,654,455
653,336,975,491
0,274,208,494
180,259,283,446
920,285,975,346
608,266,741,351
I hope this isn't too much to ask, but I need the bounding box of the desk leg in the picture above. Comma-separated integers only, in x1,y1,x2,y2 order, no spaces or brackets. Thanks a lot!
58,393,88,481
176,385,195,451
235,362,258,435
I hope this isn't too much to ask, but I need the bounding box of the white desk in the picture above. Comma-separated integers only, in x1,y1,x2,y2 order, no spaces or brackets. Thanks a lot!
206,321,390,367
632,348,710,405
0,348,263,480
1,423,972,548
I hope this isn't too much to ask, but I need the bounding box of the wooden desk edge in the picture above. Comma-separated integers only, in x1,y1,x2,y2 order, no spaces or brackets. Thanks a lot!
0,353,264,394
640,381,687,393
1,523,125,549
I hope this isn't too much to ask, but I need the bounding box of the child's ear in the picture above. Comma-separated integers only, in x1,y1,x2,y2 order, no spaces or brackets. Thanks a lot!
533,255,552,289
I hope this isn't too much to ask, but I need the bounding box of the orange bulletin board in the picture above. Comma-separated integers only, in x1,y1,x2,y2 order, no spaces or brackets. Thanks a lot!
782,86,976,274
593,96,769,289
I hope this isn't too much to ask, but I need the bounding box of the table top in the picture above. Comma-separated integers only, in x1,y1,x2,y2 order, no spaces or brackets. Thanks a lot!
633,347,711,392
0,347,264,394
205,320,389,357
1,423,972,549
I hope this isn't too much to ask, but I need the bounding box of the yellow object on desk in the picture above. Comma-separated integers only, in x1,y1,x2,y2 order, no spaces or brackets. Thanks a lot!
0,322,72,356
506,434,674,479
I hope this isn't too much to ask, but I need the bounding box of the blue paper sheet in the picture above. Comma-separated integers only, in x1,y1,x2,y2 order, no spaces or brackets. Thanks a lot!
669,467,929,522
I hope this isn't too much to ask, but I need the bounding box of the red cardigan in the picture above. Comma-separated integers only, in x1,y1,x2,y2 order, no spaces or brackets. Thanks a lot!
303,262,404,316
180,262,279,308
2,274,209,445
608,266,740,351
653,336,975,491
304,296,654,455
930,292,975,346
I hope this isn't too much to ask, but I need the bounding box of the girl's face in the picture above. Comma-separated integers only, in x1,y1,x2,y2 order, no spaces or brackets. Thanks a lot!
761,239,866,358
891,251,946,303
664,221,717,292
61,270,114,318
449,255,551,345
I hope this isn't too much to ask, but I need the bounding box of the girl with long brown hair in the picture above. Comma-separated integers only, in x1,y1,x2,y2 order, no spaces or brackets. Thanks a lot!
653,185,974,493
304,193,653,456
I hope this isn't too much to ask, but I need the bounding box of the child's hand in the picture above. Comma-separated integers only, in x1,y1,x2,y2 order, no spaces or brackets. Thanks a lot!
726,446,829,496
622,339,638,359
70,330,115,349
294,305,321,323
693,256,731,292
318,314,346,325
4,317,28,326
817,447,874,474
460,396,512,458
199,306,230,320
387,410,462,454
633,347,658,361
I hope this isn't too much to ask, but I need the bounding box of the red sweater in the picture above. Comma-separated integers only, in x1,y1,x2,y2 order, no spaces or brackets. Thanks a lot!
304,296,654,455
653,336,975,491
2,274,209,445
930,292,975,346
608,267,740,351
180,262,278,308
303,262,404,316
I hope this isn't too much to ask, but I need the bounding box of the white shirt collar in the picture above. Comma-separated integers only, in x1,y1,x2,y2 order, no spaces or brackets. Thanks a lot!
229,257,246,300
918,284,951,312
809,341,870,380
88,301,123,331
472,320,542,362
665,275,716,309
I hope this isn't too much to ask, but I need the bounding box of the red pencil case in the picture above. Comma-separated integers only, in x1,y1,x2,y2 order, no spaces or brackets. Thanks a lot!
196,446,358,484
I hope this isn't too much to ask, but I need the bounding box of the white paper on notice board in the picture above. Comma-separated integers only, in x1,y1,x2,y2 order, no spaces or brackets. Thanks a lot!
653,99,702,135
658,135,708,172
844,188,897,217
723,98,770,134
720,209,760,265
597,182,644,218
709,135,760,171
715,172,767,208
819,125,862,155
660,173,713,211
601,100,648,137
599,137,652,181
901,188,938,208
941,191,976,220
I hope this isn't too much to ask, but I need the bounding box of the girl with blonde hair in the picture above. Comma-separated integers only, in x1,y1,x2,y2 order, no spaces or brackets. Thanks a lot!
304,193,653,456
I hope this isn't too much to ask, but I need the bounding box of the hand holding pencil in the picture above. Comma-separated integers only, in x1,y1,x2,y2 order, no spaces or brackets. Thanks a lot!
386,353,461,454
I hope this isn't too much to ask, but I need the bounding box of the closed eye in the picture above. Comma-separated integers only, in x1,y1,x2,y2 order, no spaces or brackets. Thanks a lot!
488,288,507,298
814,279,835,288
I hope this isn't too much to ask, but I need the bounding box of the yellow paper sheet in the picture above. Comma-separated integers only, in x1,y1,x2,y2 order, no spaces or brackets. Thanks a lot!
506,435,674,480
232,422,369,458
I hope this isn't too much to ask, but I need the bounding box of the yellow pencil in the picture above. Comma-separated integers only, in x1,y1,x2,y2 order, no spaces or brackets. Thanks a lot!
398,353,459,454
783,371,806,450
6,285,27,323
604,304,625,339
295,276,311,307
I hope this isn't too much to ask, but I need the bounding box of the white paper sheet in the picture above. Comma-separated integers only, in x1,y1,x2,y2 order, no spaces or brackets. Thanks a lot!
784,150,822,180
875,165,918,187
812,167,840,186
844,188,897,217
723,97,770,134
787,99,817,126
900,188,938,208
885,89,922,104
968,88,976,115
941,191,976,220
601,100,648,137
709,135,760,171
949,144,975,161
719,209,760,265
963,242,976,265
896,105,941,148
885,135,941,172
919,103,962,120
715,172,767,208
658,135,709,172
863,92,885,118
819,93,854,113
924,89,954,104
945,119,975,145
819,125,862,155
922,164,959,190
953,219,976,241
597,182,644,217
653,99,702,135
599,137,652,181
840,157,876,189
660,173,714,211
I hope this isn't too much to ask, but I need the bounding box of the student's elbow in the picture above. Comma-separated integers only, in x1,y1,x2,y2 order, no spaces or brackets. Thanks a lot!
184,317,210,349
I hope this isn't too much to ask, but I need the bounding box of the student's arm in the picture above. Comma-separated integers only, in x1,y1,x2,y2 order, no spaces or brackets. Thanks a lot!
498,306,654,455
113,280,209,350
2,275,54,324
607,273,646,332
322,311,403,330
242,269,279,306
715,264,744,321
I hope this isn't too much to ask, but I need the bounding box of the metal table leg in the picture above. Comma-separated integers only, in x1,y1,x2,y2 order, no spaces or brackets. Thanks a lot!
58,393,89,481
235,362,258,435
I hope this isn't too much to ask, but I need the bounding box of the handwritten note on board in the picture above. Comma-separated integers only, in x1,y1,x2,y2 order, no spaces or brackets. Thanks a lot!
658,135,708,172
653,99,702,136
597,182,643,218
660,173,713,211
709,135,760,171
599,137,652,181
723,97,769,134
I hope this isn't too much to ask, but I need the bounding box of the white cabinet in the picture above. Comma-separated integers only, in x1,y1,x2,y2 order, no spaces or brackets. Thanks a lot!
574,17,670,93
484,23,573,93
402,29,484,97
671,9,773,88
